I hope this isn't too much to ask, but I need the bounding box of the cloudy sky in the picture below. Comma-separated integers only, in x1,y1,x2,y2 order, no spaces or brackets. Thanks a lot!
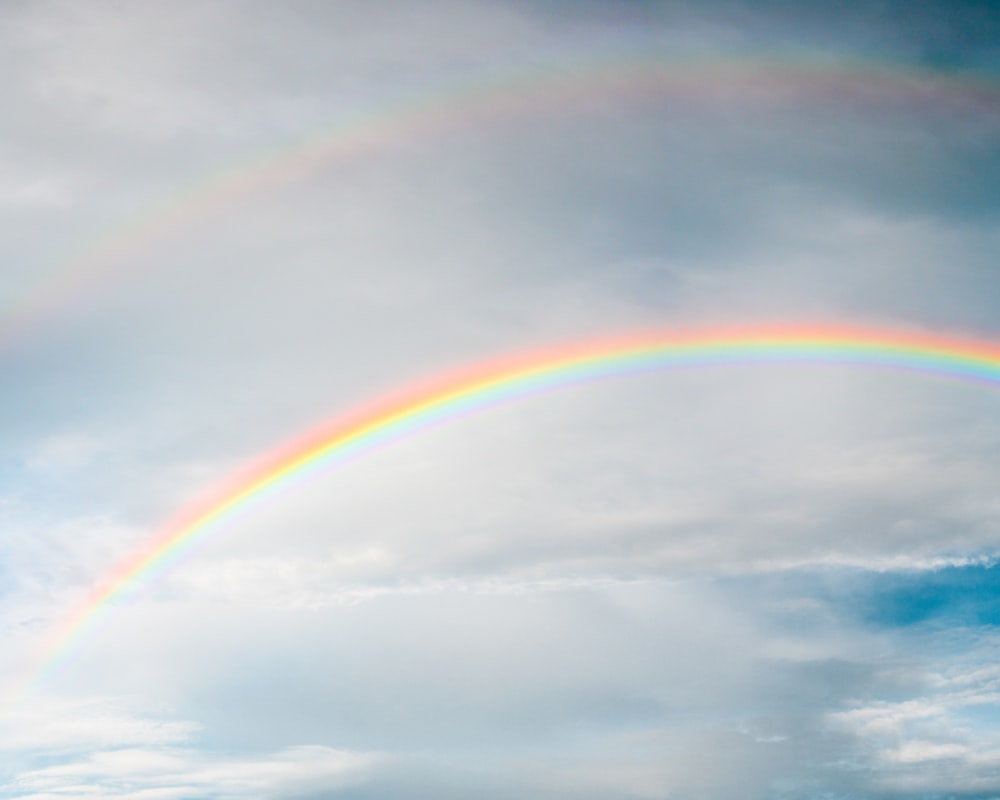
2,1,1000,797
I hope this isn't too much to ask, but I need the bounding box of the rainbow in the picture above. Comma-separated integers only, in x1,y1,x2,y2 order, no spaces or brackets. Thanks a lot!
3,48,999,350
8,321,1000,708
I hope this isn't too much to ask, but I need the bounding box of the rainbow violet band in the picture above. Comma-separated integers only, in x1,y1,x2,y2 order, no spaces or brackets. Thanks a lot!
3,50,999,350
9,322,1000,708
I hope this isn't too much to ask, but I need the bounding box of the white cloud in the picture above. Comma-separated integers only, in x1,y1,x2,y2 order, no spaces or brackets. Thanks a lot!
4,743,379,800
0,697,197,754
2,0,1000,797
829,635,1000,793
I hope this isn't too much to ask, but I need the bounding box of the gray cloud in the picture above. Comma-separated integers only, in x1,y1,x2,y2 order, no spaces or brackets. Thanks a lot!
2,1,1000,797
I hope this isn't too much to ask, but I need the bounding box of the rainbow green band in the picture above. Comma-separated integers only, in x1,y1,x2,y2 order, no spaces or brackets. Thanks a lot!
7,322,1000,710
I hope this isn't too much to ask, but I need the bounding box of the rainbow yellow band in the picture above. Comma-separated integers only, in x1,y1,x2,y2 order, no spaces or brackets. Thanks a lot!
8,321,1000,710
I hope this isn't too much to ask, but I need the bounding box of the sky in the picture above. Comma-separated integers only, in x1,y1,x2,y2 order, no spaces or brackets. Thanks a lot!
2,1,1000,797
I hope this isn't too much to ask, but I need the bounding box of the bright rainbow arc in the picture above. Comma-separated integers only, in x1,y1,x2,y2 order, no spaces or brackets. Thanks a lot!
3,47,999,350
8,322,1000,708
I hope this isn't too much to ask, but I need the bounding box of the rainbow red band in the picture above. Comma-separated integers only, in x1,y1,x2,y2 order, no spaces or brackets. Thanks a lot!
8,322,1000,709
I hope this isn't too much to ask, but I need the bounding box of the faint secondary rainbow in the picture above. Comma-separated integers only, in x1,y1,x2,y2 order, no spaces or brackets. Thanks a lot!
2,48,999,350
7,321,1000,708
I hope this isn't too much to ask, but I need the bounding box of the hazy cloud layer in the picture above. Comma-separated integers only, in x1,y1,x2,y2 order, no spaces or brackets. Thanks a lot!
2,1,1000,797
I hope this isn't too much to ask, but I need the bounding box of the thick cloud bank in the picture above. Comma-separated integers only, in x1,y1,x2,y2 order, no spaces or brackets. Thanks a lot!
2,1,1000,797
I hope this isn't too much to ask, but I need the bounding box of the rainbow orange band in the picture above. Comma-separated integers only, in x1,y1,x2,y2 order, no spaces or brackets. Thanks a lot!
8,322,1000,709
